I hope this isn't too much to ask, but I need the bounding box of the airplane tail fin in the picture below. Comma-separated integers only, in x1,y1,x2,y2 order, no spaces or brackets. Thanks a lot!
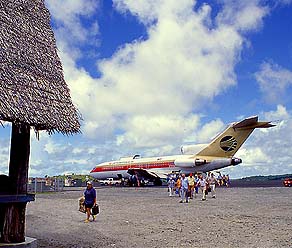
195,116,275,158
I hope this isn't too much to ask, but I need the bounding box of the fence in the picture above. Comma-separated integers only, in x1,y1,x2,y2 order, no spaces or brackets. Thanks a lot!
27,178,64,193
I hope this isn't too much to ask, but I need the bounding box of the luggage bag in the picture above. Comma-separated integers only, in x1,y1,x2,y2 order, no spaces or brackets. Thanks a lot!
91,205,99,215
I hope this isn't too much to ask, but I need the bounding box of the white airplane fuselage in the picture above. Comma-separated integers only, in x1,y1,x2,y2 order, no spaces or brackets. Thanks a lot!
90,154,241,180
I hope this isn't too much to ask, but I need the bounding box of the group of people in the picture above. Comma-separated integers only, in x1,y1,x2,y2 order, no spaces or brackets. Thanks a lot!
216,172,230,187
81,172,229,222
167,172,219,203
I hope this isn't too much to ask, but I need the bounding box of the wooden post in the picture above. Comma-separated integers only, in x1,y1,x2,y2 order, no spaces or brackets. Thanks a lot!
0,123,30,243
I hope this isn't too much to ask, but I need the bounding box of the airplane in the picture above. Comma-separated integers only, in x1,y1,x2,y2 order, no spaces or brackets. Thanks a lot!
90,116,275,185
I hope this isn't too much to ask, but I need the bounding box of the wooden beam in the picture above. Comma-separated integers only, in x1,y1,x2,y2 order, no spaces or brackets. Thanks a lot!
0,123,30,243
9,123,30,194
0,194,35,203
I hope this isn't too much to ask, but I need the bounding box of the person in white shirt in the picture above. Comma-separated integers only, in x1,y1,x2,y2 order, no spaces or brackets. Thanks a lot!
168,175,175,197
208,173,218,198
196,174,207,201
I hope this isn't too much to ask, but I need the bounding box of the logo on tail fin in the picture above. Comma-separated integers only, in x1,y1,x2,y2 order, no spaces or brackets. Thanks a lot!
220,136,237,152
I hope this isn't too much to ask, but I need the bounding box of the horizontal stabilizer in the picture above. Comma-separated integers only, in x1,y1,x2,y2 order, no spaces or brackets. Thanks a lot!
233,116,258,128
233,116,275,130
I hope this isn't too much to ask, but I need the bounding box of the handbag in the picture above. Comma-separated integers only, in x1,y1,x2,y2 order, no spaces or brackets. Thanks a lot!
91,204,99,215
78,197,86,213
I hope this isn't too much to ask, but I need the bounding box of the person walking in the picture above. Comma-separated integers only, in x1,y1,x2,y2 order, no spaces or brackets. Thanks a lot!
84,181,96,223
187,173,195,199
196,174,207,201
226,174,230,187
217,172,223,186
179,174,189,203
168,175,175,197
194,174,199,198
206,172,211,181
208,173,218,198
175,176,181,197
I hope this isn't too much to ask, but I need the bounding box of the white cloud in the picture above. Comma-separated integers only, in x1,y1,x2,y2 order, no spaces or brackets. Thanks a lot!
29,134,97,177
196,119,225,143
16,0,289,178
263,104,290,121
116,114,200,148
113,0,161,25
255,62,292,104
0,124,13,175
275,0,292,6
237,147,270,166
72,147,84,154
216,0,268,32
45,0,99,45
145,144,177,157
56,0,271,148
44,139,67,155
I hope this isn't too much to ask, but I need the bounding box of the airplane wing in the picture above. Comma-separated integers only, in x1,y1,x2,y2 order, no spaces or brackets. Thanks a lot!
127,168,168,180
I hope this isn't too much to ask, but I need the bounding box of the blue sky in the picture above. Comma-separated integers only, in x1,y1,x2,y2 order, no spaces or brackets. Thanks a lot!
1,0,292,178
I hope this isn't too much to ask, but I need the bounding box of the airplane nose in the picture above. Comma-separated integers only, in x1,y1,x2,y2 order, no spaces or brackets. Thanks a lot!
231,158,242,165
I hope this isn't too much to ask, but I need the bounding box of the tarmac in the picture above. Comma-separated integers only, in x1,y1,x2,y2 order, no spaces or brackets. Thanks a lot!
25,186,292,248
0,237,37,248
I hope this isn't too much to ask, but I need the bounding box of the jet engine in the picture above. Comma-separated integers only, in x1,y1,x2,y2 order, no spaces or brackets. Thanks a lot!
231,157,242,165
174,158,207,167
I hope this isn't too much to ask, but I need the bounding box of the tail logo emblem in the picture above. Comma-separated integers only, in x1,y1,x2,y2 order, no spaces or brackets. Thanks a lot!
220,136,237,152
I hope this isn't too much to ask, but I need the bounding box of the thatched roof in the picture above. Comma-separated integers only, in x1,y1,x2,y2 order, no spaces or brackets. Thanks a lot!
0,0,81,134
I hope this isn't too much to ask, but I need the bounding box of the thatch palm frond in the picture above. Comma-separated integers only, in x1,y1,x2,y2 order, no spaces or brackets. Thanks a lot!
0,0,81,134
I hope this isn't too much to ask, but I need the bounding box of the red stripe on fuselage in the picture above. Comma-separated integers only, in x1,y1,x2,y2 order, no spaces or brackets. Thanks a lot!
91,161,175,173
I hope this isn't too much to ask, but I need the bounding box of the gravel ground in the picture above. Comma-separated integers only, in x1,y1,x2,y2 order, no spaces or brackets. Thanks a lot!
25,186,292,248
